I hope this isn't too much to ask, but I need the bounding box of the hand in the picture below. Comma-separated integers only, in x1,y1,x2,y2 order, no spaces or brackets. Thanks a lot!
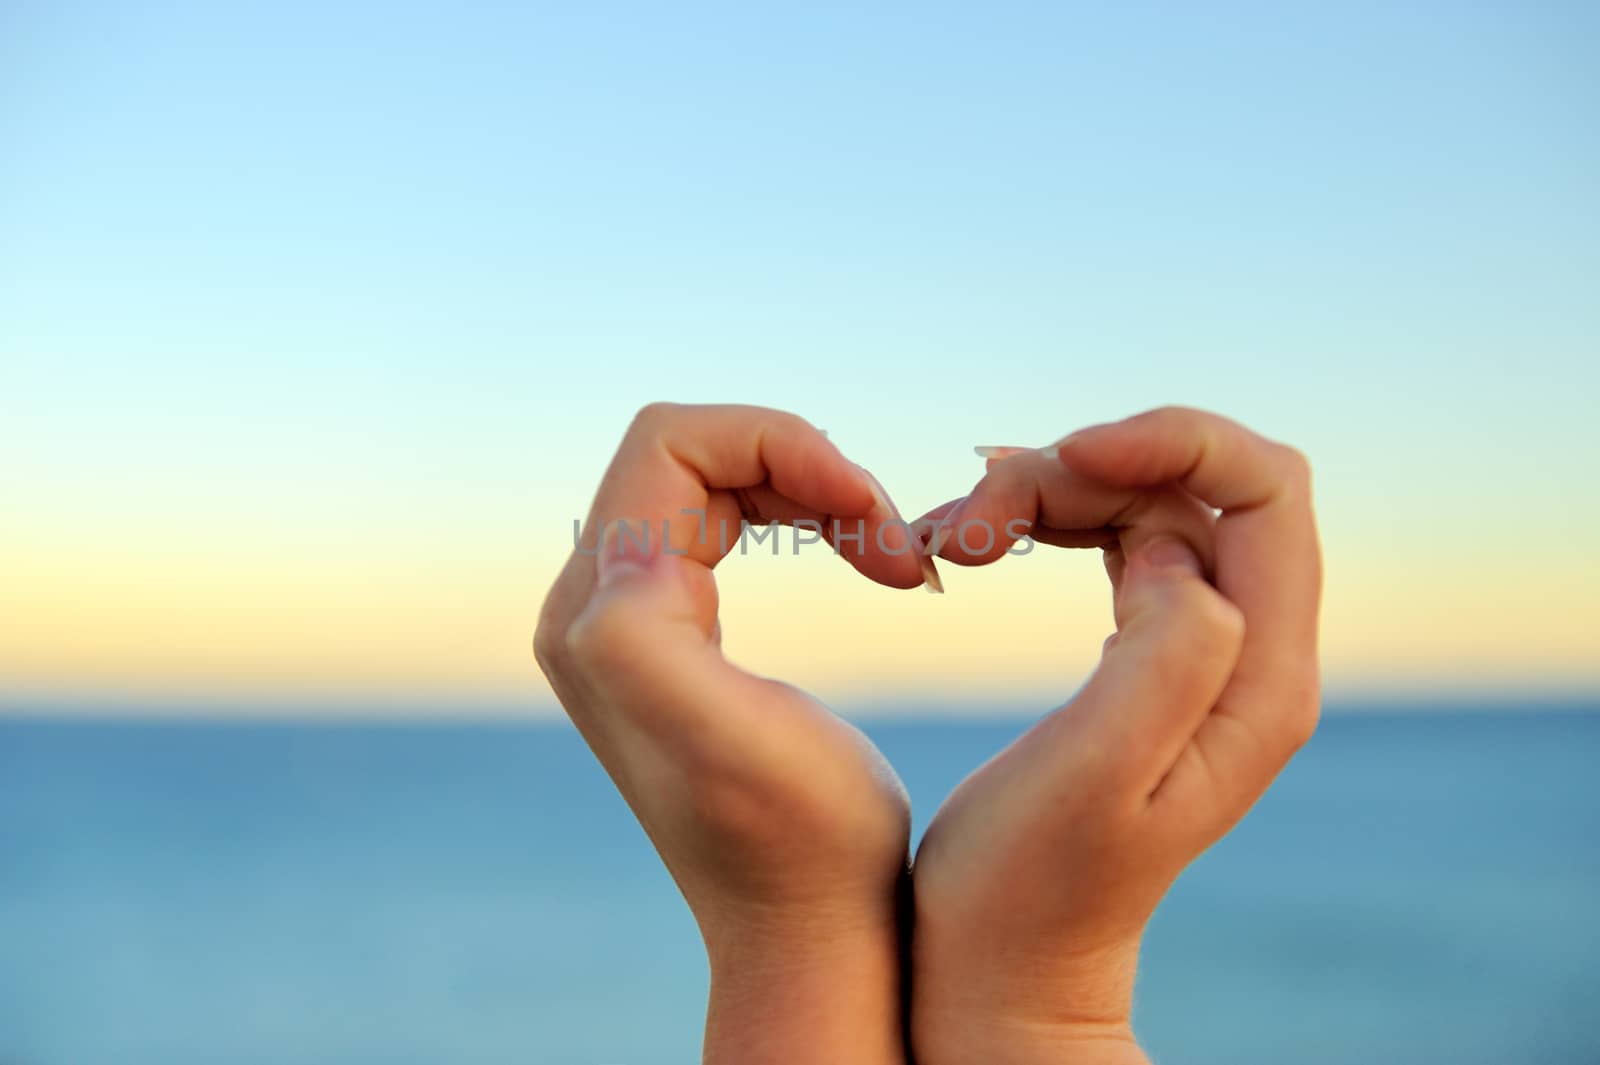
909,407,1322,1065
533,403,933,1065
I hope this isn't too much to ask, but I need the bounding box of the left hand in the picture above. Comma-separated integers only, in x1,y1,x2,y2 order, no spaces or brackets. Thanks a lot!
534,402,932,1065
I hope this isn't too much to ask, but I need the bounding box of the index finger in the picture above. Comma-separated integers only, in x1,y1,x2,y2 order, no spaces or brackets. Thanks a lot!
590,403,869,533
579,400,928,579
918,448,1217,570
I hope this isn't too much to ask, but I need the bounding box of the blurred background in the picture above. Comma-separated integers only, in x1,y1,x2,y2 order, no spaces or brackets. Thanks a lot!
2,2,1596,1063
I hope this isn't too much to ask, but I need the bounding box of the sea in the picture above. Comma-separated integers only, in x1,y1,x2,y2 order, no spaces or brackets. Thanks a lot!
2,704,1597,1065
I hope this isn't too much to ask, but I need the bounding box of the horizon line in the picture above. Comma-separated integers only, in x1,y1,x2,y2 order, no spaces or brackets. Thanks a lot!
2,687,1597,724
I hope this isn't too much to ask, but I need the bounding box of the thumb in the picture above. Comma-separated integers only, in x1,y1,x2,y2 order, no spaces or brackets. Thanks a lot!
593,519,721,634
568,524,802,764
1069,535,1245,798
566,523,723,700
1112,534,1208,630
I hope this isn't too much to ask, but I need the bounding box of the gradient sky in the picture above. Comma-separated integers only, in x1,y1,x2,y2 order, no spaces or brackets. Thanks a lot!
3,2,1597,714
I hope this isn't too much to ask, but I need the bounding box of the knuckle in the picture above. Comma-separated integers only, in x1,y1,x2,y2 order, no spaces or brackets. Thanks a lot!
532,596,575,679
768,407,813,435
768,409,823,458
1146,403,1205,430
562,597,642,670
531,619,567,678
1275,443,1314,490
1137,404,1189,432
628,401,682,437
1198,592,1247,653
1281,684,1322,752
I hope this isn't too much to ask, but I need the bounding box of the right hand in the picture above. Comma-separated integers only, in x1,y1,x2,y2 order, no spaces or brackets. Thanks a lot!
910,407,1323,1064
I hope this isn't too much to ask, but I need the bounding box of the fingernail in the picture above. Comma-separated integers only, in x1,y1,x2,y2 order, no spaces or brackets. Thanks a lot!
595,521,658,587
1139,535,1202,577
974,445,1058,460
858,464,943,593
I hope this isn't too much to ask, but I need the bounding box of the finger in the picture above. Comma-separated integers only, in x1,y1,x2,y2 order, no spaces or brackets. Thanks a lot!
593,404,924,583
593,404,872,528
998,535,1244,807
1103,545,1126,598
1031,526,1119,550
914,495,1096,553
561,535,791,768
1056,407,1322,817
1084,536,1244,799
731,482,935,589
1097,497,1213,638
549,405,931,629
977,446,1216,554
915,449,1216,572
914,451,1131,567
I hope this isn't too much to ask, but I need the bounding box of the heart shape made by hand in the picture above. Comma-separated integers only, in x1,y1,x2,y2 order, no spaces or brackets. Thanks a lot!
534,401,1321,1062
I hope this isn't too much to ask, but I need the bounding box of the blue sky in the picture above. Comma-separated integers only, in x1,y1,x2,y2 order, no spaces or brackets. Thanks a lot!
3,2,1597,709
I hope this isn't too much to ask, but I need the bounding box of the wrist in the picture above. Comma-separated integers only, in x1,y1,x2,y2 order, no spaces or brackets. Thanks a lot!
910,916,1143,1065
910,1015,1148,1065
702,891,910,1065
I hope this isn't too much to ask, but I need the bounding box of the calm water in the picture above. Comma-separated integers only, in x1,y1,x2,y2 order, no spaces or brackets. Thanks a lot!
2,707,1597,1065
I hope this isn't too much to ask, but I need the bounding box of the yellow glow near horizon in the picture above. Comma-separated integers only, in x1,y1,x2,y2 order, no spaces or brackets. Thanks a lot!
6,518,1597,715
